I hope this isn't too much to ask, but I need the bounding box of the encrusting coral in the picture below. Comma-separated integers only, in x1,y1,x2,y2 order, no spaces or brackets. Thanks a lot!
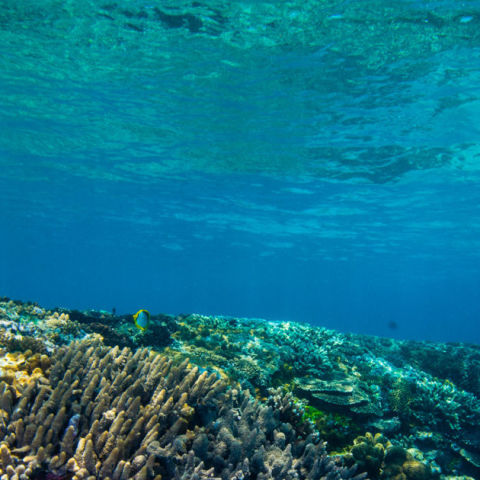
0,351,51,395
343,433,435,480
0,340,366,480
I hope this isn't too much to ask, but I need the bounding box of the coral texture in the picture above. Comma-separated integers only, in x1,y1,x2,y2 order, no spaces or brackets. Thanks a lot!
0,340,365,480
344,433,435,480
2,298,480,477
0,350,50,395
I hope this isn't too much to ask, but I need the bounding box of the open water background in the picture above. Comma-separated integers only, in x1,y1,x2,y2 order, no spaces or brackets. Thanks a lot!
1,0,480,343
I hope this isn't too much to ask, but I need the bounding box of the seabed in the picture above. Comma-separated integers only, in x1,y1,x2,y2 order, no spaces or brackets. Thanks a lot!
0,297,479,480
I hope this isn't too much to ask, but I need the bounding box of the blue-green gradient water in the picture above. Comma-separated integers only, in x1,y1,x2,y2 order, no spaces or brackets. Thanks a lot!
1,0,480,343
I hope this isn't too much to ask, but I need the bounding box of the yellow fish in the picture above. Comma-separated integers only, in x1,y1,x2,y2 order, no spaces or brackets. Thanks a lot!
133,309,150,331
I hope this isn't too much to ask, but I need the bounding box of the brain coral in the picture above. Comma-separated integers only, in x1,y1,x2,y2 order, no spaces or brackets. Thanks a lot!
0,340,366,480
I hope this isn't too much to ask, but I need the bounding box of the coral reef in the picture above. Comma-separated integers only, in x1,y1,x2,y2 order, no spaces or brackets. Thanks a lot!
0,299,174,351
1,297,480,478
0,339,365,480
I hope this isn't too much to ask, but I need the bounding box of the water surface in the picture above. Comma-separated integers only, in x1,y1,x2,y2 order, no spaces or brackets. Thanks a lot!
1,0,480,342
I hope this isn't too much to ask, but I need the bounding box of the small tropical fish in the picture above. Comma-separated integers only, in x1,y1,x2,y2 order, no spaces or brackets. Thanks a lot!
133,309,150,331
67,414,81,436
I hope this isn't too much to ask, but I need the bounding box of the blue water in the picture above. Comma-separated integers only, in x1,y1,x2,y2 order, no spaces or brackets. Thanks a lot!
1,1,480,343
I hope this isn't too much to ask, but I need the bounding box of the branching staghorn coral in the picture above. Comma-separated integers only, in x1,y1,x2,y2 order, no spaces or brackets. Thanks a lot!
0,341,366,480
201,387,367,480
0,341,225,480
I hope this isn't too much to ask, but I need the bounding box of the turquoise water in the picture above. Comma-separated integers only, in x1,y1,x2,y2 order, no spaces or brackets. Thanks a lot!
1,0,480,343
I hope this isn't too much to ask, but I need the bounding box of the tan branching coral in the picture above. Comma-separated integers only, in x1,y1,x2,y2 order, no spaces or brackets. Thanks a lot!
0,340,227,479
